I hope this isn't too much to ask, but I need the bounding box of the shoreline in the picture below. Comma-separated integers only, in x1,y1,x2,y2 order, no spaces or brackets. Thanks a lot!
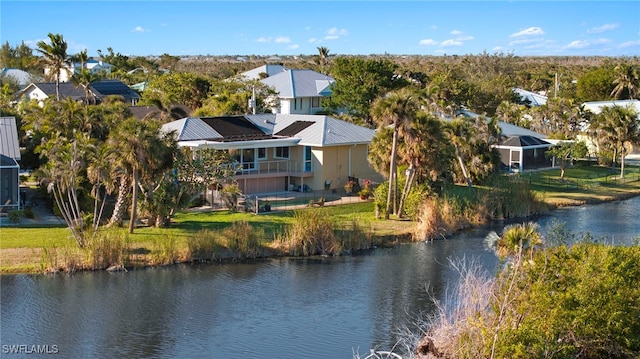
2,189,639,276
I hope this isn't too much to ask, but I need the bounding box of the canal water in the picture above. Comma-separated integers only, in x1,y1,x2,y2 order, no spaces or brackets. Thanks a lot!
1,197,638,358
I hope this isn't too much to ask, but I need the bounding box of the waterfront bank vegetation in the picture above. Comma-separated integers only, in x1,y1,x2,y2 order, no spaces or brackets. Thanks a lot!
413,222,640,359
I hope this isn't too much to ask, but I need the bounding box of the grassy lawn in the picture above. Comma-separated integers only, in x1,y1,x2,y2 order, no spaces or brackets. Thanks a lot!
525,164,640,206
2,164,639,274
0,202,411,273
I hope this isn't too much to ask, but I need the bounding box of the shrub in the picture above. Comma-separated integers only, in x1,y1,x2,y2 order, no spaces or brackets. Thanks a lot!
22,207,35,219
424,236,640,358
276,209,337,256
187,229,225,262
84,231,130,270
7,210,22,224
222,221,263,259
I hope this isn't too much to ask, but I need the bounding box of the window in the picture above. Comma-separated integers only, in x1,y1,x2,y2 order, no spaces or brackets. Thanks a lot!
231,149,256,171
304,146,312,172
311,97,321,108
257,147,266,160
274,146,290,159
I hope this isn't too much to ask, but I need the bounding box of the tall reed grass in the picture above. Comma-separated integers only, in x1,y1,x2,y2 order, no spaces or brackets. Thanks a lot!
274,209,374,256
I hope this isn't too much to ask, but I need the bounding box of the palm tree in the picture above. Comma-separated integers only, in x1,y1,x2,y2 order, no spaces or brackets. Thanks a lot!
71,49,100,103
107,118,173,233
36,33,70,101
497,222,542,262
611,62,639,100
317,46,330,73
591,105,640,179
371,88,420,219
445,117,475,189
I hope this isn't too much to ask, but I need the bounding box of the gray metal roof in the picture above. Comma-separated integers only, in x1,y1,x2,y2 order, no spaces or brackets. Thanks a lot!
0,117,20,160
582,99,640,115
162,117,222,141
260,70,335,98
246,114,374,147
164,114,375,148
514,87,548,106
238,64,287,81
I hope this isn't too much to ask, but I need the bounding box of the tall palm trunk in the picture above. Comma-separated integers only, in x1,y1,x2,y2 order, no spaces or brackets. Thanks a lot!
454,143,474,189
129,169,139,234
385,128,399,219
107,176,130,227
620,146,626,179
397,163,415,219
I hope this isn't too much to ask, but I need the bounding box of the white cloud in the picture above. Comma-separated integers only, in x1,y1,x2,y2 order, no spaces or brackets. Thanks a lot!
287,44,300,50
430,25,437,30
308,37,319,44
419,39,438,46
257,37,272,43
510,27,544,38
440,39,463,47
493,46,503,51
450,30,463,35
132,26,149,33
587,23,619,34
566,38,611,49
456,35,474,41
324,35,339,41
275,36,291,44
619,40,640,48
509,38,543,46
327,27,348,36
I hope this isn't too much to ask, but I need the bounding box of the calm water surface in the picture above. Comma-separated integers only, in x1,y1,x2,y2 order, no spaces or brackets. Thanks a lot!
1,196,638,358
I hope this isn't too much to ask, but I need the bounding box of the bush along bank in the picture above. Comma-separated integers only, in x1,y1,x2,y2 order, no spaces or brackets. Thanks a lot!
411,176,550,241
37,209,378,274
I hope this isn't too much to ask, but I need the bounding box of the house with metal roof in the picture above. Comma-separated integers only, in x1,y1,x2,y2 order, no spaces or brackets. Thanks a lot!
0,117,21,212
259,69,335,115
17,79,140,105
1,68,42,87
44,59,113,83
162,114,382,194
581,99,640,156
238,64,287,81
457,109,553,172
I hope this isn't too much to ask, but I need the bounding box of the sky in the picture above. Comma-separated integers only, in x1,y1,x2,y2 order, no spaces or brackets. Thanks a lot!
1,1,639,58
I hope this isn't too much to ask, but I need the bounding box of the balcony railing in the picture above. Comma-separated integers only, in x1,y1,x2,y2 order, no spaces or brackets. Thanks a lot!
237,160,310,177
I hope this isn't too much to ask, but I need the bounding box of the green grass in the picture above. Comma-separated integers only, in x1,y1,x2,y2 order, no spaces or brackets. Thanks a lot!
1,202,379,250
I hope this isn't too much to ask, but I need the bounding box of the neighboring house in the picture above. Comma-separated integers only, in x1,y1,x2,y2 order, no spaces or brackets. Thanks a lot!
457,109,553,172
514,87,548,106
581,99,640,156
162,114,382,194
1,68,42,87
259,69,335,115
45,59,113,83
17,79,141,105
0,117,21,212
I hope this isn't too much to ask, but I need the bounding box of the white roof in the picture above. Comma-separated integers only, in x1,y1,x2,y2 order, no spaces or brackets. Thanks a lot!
514,87,548,106
260,69,335,98
163,114,375,149
0,117,20,160
1,68,39,87
162,117,222,141
498,121,547,139
238,64,287,81
582,99,640,115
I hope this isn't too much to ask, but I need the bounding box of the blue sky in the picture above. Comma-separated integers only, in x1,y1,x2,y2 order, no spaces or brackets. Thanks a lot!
2,1,639,57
